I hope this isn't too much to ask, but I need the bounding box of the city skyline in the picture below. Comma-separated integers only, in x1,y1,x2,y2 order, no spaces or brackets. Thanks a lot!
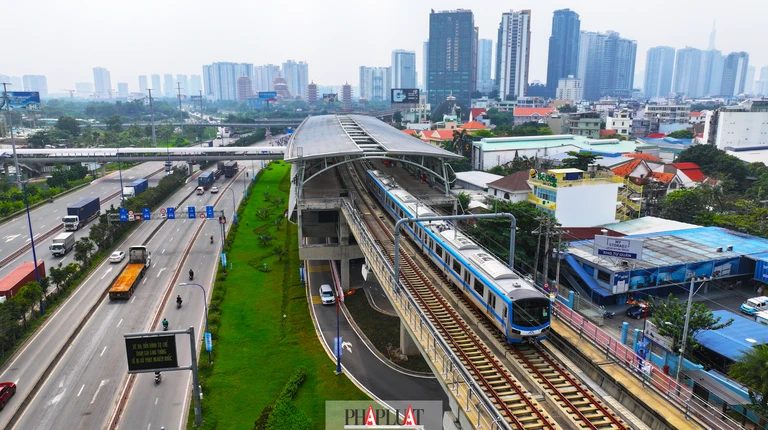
2,0,760,95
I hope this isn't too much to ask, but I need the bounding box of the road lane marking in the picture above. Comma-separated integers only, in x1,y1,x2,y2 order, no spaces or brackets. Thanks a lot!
155,397,158,405
162,249,165,254
117,318,123,328
13,379,18,385
53,210,58,213
152,263,156,268
100,346,107,356
131,296,136,303
5,234,20,242
38,217,44,220
143,278,147,284
156,267,166,278
77,384,84,397
169,237,173,242
40,225,45,229
100,267,114,280
90,379,107,404
176,228,180,232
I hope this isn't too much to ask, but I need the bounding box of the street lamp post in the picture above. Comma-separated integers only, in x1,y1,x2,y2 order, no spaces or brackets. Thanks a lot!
116,147,125,208
676,276,707,386
179,282,211,365
228,189,238,224
19,180,43,314
335,296,342,374
1,83,22,190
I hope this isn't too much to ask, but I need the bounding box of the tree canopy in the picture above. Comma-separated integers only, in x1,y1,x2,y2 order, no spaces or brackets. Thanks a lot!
651,293,733,357
728,344,768,427
675,144,748,188
55,116,81,136
667,129,694,139
561,151,601,171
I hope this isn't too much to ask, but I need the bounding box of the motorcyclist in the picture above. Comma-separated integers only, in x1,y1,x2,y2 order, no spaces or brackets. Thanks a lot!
210,235,214,244
189,269,194,280
176,295,183,306
162,318,169,330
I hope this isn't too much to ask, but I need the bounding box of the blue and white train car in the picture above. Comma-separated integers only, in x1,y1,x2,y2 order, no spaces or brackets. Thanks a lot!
366,170,550,343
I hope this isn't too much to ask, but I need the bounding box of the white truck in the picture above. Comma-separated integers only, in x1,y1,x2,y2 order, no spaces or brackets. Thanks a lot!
49,232,75,257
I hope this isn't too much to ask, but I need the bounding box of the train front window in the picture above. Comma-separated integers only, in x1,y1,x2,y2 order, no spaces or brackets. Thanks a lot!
512,299,550,328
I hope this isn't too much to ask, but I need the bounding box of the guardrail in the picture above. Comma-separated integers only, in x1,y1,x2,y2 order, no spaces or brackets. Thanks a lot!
339,197,510,430
554,301,744,429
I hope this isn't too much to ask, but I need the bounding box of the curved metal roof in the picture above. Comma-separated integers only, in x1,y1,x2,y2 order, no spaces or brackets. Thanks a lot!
284,114,462,162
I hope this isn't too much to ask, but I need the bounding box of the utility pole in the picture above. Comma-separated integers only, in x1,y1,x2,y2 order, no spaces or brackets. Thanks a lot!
554,226,565,294
542,214,553,287
198,90,204,121
147,89,157,147
533,216,544,284
176,82,184,135
1,83,22,190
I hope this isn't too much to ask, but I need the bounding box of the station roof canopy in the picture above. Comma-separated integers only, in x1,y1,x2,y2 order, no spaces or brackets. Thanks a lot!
284,114,462,162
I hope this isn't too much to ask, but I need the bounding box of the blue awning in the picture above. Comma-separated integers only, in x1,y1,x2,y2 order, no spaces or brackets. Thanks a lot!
565,254,611,297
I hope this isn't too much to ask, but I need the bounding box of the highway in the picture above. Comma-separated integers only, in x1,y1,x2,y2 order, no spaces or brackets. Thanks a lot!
9,168,248,429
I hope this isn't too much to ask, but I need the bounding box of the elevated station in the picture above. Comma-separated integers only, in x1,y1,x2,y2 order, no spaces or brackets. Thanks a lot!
287,114,460,290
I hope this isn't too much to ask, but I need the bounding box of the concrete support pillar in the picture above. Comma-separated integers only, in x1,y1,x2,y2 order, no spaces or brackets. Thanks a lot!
621,322,629,345
100,163,106,178
400,321,420,356
3,163,9,179
340,257,350,292
187,162,194,176
632,328,640,349
338,212,350,246
568,290,575,309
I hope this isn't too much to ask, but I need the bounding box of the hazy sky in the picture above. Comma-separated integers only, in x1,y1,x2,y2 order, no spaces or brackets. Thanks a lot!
3,0,763,94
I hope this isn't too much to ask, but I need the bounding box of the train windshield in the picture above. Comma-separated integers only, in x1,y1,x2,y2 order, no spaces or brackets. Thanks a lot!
512,298,550,328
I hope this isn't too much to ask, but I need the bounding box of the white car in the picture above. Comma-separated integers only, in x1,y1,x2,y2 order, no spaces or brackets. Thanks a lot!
319,284,335,305
109,251,126,263
210,186,219,194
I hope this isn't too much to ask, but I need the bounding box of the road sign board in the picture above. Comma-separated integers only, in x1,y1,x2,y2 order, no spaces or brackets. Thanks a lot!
204,332,212,352
134,214,141,221
187,206,196,219
160,208,167,215
128,210,134,217
258,91,277,99
221,253,227,267
142,208,151,220
167,207,175,220
124,335,178,372
119,208,128,222
199,213,205,219
219,216,226,225
206,206,214,219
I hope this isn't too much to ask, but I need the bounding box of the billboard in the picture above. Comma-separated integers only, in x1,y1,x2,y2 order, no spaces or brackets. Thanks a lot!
190,95,202,101
391,88,419,104
124,335,179,371
1,92,41,111
593,235,644,260
258,91,277,100
322,93,337,102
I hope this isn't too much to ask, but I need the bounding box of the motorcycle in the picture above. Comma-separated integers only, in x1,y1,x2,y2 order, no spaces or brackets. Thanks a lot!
600,306,615,319
154,372,162,384
162,322,169,331
189,271,194,281
210,236,214,244
176,300,182,309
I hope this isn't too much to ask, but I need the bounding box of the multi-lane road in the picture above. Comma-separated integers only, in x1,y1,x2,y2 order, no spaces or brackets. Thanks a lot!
0,134,259,429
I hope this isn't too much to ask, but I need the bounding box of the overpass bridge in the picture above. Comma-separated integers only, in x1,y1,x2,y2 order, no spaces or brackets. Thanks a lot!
2,146,285,163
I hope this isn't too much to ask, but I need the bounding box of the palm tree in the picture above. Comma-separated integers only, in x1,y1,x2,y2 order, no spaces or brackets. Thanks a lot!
728,344,768,426
257,234,273,247
272,246,288,261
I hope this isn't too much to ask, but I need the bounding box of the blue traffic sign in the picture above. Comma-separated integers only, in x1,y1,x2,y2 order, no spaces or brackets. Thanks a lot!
220,253,227,267
206,206,214,219
187,206,196,219
258,91,277,99
204,332,212,351
334,336,343,357
119,208,128,222
166,207,175,219
142,208,151,220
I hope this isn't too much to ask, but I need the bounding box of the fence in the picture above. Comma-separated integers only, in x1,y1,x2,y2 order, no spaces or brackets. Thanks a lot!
554,301,747,430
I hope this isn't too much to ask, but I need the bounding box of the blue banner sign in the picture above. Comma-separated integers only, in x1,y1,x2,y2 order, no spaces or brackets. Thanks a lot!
187,206,196,219
204,332,212,351
206,206,214,219
0,92,41,111
119,208,128,222
258,91,277,99
166,207,175,219
142,208,151,220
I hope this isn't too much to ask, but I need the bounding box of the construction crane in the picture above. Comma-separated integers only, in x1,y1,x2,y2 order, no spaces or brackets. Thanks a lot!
62,89,75,98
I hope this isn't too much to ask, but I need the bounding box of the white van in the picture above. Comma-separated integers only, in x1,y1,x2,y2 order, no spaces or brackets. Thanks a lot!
196,186,205,195
740,296,768,315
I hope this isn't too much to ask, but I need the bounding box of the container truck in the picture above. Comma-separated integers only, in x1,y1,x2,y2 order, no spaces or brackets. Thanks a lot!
224,161,238,178
0,261,45,300
198,172,214,189
214,162,225,180
122,178,149,198
63,197,101,231
108,246,152,300
49,232,75,257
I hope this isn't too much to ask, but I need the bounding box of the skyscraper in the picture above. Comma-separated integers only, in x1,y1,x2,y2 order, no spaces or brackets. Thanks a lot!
359,66,391,102
282,60,309,99
577,31,636,100
151,74,162,96
702,50,725,96
254,65,280,92
139,75,148,93
423,41,429,92
189,75,202,96
163,74,174,97
708,21,716,50
236,76,252,103
644,46,675,98
721,52,750,97
476,39,494,93
673,47,704,97
202,62,254,101
176,74,189,96
496,10,531,101
427,9,476,114
93,67,112,98
21,75,48,98
545,8,581,98
745,66,755,94
117,83,129,98
391,50,417,89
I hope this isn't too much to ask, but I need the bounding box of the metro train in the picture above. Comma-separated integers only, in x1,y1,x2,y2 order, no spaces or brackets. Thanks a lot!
365,169,550,343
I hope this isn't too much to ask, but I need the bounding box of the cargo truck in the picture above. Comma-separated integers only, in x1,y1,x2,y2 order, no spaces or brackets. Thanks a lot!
122,178,149,199
63,197,101,231
0,261,45,301
224,161,238,178
198,172,214,189
49,232,75,257
214,162,225,180
108,246,152,300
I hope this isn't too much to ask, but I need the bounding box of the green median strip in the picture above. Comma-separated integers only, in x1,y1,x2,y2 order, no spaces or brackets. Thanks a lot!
191,161,368,429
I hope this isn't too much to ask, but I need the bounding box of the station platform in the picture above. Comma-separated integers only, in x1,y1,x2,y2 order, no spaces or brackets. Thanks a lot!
373,162,456,206
304,167,342,199
551,319,702,430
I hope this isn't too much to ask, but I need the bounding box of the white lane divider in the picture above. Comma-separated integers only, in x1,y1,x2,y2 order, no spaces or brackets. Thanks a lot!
117,318,123,328
100,267,114,280
156,267,167,278
100,346,107,357
77,384,84,397
90,379,107,404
